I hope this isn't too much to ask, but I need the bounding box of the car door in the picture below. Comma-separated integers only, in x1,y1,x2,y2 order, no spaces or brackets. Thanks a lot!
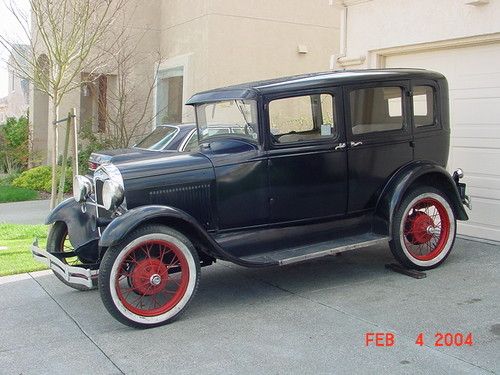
265,88,348,223
344,81,413,213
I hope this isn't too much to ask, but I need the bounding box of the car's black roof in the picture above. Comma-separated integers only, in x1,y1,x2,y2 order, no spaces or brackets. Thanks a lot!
186,69,445,105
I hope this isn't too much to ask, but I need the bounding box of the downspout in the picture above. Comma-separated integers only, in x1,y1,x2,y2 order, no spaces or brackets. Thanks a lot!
335,1,366,69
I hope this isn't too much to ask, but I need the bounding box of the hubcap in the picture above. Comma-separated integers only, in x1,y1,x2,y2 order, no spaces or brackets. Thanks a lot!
150,274,162,286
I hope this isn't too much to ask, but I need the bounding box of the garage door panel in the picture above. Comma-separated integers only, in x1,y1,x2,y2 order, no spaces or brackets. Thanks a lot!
459,222,500,242
453,124,500,139
451,87,500,99
452,137,500,149
386,42,500,241
452,97,500,124
451,147,499,176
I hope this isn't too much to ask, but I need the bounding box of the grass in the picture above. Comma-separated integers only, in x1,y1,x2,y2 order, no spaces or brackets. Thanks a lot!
0,224,49,276
0,185,38,203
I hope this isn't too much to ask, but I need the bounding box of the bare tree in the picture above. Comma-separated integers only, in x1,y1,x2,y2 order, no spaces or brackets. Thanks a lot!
89,27,165,149
0,0,126,208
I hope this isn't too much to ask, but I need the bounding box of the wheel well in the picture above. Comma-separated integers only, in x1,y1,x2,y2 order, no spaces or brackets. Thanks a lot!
140,217,217,263
406,172,464,218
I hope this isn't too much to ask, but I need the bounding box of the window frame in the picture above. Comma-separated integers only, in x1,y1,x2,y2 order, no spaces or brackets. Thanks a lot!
344,80,411,143
263,87,343,150
411,80,441,133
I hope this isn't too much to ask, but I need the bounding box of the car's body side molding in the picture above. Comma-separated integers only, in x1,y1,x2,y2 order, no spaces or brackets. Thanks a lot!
373,160,469,236
98,205,276,267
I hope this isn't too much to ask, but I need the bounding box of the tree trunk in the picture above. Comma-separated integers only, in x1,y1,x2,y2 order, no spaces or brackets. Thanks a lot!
57,111,72,203
49,101,59,210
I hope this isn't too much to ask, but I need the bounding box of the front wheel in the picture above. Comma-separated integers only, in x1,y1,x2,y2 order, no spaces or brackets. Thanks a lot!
389,187,457,270
98,224,200,328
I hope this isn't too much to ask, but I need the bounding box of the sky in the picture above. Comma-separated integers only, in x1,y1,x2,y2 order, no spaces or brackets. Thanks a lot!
0,0,30,98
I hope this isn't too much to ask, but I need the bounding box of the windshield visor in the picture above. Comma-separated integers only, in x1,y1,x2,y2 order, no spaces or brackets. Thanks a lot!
195,100,258,143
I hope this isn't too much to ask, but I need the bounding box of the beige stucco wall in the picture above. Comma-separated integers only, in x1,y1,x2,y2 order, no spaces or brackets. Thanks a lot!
159,0,340,122
337,0,500,68
31,0,340,161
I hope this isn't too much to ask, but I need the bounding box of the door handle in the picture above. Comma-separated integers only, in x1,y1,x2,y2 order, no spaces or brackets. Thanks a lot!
350,141,363,147
335,142,346,150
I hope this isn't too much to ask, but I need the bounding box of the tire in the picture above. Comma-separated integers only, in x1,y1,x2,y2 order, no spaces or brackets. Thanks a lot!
389,186,457,270
98,224,200,328
46,221,93,291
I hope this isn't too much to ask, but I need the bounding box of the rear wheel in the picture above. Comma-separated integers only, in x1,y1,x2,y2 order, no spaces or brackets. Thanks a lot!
389,187,456,270
98,224,200,328
47,221,94,291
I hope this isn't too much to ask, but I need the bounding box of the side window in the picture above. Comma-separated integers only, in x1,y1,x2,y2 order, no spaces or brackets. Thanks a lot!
350,87,404,135
413,85,435,127
269,94,335,144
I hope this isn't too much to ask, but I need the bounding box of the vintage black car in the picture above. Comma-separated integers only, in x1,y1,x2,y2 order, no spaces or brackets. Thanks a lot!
32,69,471,328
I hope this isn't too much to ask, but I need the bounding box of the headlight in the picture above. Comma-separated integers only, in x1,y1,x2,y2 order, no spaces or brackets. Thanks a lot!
73,175,93,202
102,179,124,210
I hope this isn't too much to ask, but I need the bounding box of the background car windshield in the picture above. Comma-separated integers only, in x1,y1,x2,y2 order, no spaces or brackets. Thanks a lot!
196,100,258,142
134,126,178,150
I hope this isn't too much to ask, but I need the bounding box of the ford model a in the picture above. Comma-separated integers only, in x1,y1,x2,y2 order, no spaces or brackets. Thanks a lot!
31,69,470,328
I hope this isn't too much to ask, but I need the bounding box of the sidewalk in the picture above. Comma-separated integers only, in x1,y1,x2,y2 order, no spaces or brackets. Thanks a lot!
0,199,50,224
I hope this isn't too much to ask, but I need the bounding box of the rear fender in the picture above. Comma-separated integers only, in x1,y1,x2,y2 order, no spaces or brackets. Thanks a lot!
374,161,469,236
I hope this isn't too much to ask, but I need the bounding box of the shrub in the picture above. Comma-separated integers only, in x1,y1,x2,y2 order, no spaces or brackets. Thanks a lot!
12,165,73,193
0,116,29,173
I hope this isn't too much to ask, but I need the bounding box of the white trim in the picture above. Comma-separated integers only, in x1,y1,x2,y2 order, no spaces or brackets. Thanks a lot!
372,32,500,68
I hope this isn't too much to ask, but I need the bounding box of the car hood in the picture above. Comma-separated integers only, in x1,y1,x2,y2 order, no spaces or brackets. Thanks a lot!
90,148,159,165
111,151,214,181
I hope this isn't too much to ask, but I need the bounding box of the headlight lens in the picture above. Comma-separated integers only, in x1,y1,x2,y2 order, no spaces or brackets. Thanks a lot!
102,179,124,210
73,175,93,202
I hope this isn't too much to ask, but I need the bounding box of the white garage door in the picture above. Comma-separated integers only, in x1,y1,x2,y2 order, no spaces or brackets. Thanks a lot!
385,43,500,242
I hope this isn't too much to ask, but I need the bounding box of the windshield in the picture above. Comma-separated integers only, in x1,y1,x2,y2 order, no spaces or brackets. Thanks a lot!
195,100,258,143
134,126,178,151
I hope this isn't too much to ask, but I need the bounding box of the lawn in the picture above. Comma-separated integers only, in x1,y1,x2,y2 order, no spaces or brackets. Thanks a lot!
0,224,49,276
0,185,38,203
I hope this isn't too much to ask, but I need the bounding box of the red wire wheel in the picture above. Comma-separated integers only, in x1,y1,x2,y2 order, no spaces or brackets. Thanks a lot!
402,196,451,261
114,239,190,317
99,226,200,328
390,188,457,270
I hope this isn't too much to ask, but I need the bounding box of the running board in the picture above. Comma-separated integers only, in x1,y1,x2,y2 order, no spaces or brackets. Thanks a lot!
241,233,389,266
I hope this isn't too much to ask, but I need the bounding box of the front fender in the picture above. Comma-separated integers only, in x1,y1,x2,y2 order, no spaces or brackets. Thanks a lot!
374,160,469,236
45,198,100,260
98,205,270,267
99,205,205,248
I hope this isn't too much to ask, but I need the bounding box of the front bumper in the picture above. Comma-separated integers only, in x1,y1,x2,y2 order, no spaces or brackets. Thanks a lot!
31,239,98,289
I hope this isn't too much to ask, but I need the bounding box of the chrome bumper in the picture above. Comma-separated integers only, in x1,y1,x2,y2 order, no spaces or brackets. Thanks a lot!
31,239,98,289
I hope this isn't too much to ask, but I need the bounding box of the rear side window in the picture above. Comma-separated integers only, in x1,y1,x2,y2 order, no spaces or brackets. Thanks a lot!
413,86,435,127
269,94,335,144
350,87,404,135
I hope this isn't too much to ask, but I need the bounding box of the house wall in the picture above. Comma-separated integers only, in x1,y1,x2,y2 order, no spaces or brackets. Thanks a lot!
31,0,340,160
339,0,500,242
337,0,500,69
159,0,340,122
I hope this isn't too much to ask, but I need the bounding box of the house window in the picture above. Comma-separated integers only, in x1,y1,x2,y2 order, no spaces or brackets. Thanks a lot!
156,67,184,125
350,86,404,135
269,94,336,144
80,73,114,133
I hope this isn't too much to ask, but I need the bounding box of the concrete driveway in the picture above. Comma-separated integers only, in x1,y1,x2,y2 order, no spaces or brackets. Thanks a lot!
0,238,498,374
